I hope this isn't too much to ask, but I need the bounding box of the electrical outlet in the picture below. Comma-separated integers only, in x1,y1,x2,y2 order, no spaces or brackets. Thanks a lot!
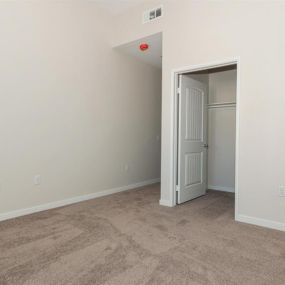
34,175,41,186
279,186,285,197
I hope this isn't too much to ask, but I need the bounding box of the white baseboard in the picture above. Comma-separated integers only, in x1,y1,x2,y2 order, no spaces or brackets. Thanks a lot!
236,214,285,232
0,178,160,222
159,199,174,207
208,185,235,193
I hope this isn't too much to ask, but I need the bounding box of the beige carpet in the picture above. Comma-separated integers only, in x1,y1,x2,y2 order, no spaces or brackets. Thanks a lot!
0,184,284,285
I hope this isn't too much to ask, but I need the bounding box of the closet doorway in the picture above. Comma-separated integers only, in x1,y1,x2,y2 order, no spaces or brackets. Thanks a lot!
172,59,239,216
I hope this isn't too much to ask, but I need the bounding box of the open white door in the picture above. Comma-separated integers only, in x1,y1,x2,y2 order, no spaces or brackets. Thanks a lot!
177,75,208,204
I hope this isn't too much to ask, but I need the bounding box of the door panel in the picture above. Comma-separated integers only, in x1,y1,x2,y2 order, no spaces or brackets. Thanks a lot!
185,152,203,187
185,88,203,141
177,75,208,204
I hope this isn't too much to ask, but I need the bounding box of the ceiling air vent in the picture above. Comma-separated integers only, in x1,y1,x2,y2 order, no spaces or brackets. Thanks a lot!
143,6,163,24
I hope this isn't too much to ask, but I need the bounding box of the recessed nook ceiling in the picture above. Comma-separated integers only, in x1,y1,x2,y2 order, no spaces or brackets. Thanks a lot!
115,33,162,69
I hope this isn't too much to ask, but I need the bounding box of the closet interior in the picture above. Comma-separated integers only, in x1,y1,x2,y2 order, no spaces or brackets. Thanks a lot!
188,64,237,194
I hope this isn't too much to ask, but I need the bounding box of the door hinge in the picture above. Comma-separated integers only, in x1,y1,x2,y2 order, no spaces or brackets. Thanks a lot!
177,87,181,95
176,185,180,192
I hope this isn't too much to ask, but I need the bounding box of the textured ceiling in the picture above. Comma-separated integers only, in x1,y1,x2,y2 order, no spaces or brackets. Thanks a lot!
116,32,162,69
94,0,146,15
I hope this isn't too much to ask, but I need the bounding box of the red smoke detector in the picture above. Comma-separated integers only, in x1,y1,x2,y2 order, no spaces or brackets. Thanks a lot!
139,43,149,51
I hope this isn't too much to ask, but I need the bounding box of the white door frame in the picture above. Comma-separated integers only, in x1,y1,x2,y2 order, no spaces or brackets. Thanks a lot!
170,57,240,220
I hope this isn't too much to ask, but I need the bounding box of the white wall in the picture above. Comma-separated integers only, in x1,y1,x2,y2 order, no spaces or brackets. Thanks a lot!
209,70,237,104
113,0,285,230
0,1,161,216
208,70,236,193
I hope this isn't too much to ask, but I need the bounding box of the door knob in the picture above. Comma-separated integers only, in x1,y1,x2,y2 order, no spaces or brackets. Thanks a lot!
203,144,209,148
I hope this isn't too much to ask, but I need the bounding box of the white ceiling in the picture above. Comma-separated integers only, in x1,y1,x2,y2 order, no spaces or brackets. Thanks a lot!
94,0,146,15
116,33,162,69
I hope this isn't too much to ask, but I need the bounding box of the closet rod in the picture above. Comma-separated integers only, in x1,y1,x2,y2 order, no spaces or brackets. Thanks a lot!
208,102,236,109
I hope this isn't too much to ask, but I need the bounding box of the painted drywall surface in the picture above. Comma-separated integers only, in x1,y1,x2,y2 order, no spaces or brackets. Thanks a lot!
186,74,209,86
112,0,163,47
0,1,161,214
208,70,236,192
209,70,237,104
116,32,162,69
208,108,236,192
114,0,285,225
